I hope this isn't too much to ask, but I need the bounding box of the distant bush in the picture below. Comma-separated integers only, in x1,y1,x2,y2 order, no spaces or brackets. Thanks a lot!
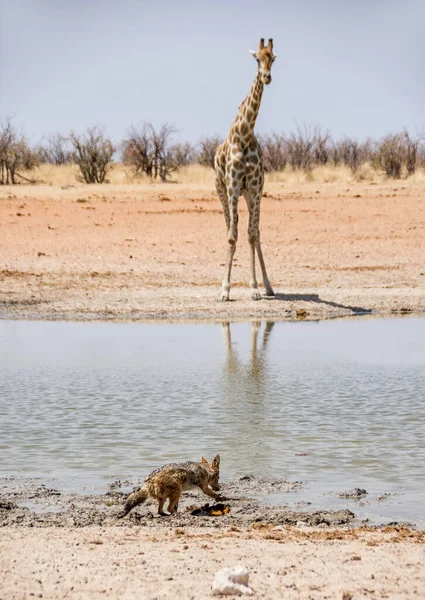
0,120,39,184
122,123,194,181
313,128,332,166
39,133,72,165
371,132,419,179
257,133,287,172
3,116,425,183
334,138,372,173
196,136,222,169
285,126,316,171
70,126,115,184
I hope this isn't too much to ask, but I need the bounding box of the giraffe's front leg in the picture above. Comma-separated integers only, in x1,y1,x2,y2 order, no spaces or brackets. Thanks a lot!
247,199,274,299
220,234,237,301
249,238,261,300
247,209,262,301
220,192,239,302
256,238,275,297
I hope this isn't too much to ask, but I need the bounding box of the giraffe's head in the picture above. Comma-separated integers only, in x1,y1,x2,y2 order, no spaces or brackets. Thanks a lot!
249,38,277,85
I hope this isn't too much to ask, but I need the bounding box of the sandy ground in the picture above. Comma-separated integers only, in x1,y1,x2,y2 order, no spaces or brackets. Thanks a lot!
1,179,424,321
2,526,425,600
1,476,424,599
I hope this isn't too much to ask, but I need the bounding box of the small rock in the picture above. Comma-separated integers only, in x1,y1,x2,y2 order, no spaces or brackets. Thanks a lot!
338,488,367,499
0,500,18,510
212,566,253,596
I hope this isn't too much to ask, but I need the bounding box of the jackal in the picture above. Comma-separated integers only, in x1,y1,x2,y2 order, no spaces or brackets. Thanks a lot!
120,455,221,517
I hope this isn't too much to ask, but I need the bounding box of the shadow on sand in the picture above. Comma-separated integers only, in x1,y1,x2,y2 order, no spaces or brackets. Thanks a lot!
273,292,372,315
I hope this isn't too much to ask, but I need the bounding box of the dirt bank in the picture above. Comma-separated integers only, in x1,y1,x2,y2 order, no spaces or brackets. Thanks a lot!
1,179,424,321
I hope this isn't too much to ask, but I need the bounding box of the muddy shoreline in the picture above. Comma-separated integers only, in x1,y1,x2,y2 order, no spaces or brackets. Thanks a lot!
0,475,416,531
1,303,425,325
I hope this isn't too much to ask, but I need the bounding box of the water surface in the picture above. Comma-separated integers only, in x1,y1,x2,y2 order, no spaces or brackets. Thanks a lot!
1,317,424,524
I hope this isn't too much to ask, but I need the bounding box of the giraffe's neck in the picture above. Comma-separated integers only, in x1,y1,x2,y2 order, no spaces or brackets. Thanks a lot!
230,70,264,147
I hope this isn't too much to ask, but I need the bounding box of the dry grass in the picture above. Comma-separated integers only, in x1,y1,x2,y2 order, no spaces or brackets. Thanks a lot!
19,162,425,188
23,163,144,186
266,163,380,184
174,164,215,184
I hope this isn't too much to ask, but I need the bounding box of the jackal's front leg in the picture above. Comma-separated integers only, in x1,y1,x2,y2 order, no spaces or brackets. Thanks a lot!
200,483,221,501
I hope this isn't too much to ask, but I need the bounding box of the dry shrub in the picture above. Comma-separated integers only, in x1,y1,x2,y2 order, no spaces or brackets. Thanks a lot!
334,138,372,173
70,126,115,184
372,133,405,178
0,120,39,184
313,128,332,165
197,136,222,168
259,126,333,172
371,132,421,179
122,123,194,182
258,133,287,171
39,133,72,165
285,126,316,171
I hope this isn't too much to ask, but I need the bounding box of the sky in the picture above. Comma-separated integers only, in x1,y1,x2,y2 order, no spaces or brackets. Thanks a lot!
0,0,424,146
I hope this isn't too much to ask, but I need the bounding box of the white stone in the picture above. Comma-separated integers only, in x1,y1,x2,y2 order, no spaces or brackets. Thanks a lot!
212,566,254,596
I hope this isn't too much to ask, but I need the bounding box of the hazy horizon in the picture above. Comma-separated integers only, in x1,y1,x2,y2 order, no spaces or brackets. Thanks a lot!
1,0,424,145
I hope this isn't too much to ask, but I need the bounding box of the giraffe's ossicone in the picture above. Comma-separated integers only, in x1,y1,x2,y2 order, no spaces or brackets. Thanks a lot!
214,38,277,302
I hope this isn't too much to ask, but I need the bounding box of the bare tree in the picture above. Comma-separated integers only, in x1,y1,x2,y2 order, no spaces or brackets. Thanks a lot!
150,123,177,180
417,133,425,170
403,130,419,176
197,135,222,168
0,120,39,184
123,122,191,181
285,125,315,171
39,133,72,165
0,120,14,183
313,127,332,165
258,133,287,172
372,133,407,179
70,126,115,183
122,124,152,176
333,137,371,173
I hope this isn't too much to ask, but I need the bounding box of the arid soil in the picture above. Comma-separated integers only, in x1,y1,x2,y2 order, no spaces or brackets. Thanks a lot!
1,179,424,321
1,476,424,599
2,526,425,600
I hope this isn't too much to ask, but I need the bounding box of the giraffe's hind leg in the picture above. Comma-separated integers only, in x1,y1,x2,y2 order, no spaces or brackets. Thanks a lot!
244,191,261,300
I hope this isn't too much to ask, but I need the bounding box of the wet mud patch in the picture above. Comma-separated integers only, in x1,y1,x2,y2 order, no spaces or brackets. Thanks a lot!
1,476,357,529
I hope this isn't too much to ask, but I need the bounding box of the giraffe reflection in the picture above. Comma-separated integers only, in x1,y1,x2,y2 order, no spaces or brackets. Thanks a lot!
221,321,275,401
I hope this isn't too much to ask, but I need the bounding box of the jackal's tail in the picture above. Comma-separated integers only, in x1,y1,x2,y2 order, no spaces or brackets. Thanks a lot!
118,485,149,518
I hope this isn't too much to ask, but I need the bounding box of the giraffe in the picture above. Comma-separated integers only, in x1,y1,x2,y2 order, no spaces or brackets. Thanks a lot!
214,38,277,301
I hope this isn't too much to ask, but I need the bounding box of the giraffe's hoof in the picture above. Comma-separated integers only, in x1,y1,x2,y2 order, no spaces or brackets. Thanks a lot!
220,294,230,302
251,290,262,301
264,288,275,298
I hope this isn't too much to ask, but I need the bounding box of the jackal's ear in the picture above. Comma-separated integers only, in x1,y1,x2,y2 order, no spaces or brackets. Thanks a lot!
212,454,220,471
201,456,208,464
